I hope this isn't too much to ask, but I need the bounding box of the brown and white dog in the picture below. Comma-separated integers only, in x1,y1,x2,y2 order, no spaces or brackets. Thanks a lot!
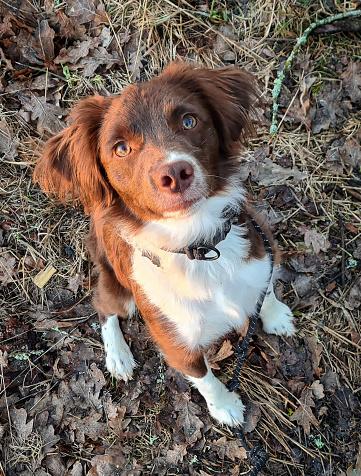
34,61,295,427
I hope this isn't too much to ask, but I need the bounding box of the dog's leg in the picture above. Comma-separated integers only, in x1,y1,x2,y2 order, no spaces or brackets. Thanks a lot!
260,288,295,336
187,358,245,426
101,314,136,381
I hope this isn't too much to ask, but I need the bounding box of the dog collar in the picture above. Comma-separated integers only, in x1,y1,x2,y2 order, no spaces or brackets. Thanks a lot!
141,207,239,267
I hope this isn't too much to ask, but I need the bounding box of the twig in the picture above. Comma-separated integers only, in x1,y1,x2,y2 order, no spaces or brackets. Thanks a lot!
339,216,346,288
270,9,361,135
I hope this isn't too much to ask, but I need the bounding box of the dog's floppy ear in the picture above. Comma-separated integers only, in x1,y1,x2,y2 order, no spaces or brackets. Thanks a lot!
34,95,113,214
160,61,260,153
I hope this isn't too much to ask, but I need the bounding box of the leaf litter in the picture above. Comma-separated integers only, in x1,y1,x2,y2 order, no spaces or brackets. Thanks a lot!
1,0,361,475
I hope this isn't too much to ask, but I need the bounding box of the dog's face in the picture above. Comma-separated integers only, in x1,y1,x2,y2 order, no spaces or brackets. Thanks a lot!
35,62,258,219
99,81,220,219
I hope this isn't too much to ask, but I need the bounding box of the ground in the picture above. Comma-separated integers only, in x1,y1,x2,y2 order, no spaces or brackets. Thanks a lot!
0,1,361,475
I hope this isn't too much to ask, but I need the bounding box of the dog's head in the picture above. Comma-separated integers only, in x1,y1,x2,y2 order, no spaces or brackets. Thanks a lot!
35,62,259,218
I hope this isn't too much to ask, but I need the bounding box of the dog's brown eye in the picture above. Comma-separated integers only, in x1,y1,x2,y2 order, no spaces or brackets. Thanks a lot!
114,141,131,157
182,115,197,130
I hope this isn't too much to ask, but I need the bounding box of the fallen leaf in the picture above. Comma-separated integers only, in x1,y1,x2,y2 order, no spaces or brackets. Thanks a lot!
311,380,325,400
290,388,318,435
251,157,307,186
173,393,204,444
0,121,19,160
207,339,234,369
19,93,66,134
54,38,100,65
341,61,361,104
0,249,17,285
309,82,351,134
346,443,361,475
88,443,127,476
306,335,323,378
344,276,361,310
321,371,340,393
35,19,55,59
67,272,85,294
164,443,188,465
242,401,261,434
303,228,331,255
10,408,33,440
69,412,106,443
213,436,247,461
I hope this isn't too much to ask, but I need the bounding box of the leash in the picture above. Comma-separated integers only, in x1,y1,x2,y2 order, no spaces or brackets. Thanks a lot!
226,216,274,475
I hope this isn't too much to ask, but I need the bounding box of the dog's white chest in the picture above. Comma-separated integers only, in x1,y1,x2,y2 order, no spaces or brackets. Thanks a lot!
132,227,271,349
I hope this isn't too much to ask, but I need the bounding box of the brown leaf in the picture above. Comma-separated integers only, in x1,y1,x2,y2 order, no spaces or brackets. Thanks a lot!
306,335,322,378
0,121,19,160
35,20,55,59
173,393,204,444
69,412,106,443
290,388,318,435
65,0,97,25
164,443,188,465
309,82,351,134
344,276,361,310
207,339,234,369
10,408,33,440
54,38,100,65
250,157,307,186
0,249,17,285
341,61,361,104
311,380,325,400
67,272,85,294
242,401,261,434
303,228,331,255
0,13,15,38
66,461,83,476
19,93,66,134
88,443,126,476
213,436,247,462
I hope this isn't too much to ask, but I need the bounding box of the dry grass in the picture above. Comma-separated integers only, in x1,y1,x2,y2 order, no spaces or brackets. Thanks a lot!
1,0,361,474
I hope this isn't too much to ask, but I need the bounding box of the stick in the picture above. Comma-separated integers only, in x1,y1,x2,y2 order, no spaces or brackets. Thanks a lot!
270,10,361,135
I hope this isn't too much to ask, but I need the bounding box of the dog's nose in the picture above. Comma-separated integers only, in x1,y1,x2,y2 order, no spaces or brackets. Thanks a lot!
153,160,194,193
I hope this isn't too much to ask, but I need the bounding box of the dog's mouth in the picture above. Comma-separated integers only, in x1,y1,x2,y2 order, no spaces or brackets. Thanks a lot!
162,197,204,217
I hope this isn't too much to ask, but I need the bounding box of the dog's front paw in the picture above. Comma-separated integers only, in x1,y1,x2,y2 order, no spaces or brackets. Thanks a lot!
105,344,136,382
208,390,245,427
101,314,137,382
261,300,295,337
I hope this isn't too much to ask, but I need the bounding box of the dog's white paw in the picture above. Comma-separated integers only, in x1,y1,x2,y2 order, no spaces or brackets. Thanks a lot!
261,300,295,337
102,314,136,381
208,389,245,427
105,344,136,382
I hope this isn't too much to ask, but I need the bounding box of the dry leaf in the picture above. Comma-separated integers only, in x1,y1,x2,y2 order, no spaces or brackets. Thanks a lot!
19,94,66,134
213,436,247,461
10,408,34,441
0,249,17,285
311,380,325,400
341,61,361,104
0,121,19,160
164,443,188,465
173,393,204,444
304,229,331,255
290,388,318,435
88,443,126,476
306,335,323,378
344,276,361,310
207,339,234,369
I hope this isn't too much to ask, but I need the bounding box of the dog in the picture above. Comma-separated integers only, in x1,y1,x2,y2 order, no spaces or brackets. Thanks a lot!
34,61,295,427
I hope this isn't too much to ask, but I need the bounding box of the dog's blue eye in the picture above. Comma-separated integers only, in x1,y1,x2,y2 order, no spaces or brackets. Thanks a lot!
182,115,197,130
114,141,131,157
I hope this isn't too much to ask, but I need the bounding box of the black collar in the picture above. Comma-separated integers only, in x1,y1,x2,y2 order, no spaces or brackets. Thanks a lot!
141,207,239,267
